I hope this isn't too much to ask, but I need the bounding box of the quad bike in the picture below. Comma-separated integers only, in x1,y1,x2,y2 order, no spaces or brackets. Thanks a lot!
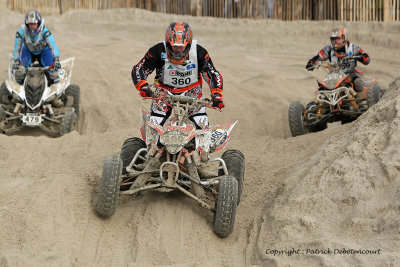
289,55,382,137
94,88,245,238
0,55,80,136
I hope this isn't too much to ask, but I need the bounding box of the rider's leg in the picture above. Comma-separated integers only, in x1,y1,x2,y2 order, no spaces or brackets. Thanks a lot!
149,100,171,126
14,45,31,84
20,45,32,67
189,107,208,129
41,47,59,84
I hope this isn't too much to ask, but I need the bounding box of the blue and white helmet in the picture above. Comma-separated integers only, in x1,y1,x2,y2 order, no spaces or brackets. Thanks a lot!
24,10,44,36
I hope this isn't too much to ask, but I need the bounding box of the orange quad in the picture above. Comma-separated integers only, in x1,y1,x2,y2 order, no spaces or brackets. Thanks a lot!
288,55,383,137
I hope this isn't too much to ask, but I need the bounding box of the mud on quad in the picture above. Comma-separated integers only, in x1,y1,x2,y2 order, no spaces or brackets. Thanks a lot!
289,55,383,137
0,55,80,136
94,88,245,238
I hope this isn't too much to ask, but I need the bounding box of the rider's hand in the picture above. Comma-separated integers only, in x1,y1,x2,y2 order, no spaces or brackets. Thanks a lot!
12,59,21,70
53,57,61,70
211,94,224,109
139,85,153,98
306,60,314,71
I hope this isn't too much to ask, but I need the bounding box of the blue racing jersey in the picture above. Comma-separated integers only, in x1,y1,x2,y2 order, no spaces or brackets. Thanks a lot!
13,24,60,60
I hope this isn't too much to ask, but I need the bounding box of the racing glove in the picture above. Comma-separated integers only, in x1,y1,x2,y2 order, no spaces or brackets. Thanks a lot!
53,57,61,70
306,60,314,71
306,55,320,71
211,94,224,109
139,84,153,98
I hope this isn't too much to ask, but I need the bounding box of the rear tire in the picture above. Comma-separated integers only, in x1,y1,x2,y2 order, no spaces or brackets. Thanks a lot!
95,155,123,218
288,101,307,137
65,84,80,118
367,84,381,107
120,137,146,191
213,176,238,238
218,150,245,204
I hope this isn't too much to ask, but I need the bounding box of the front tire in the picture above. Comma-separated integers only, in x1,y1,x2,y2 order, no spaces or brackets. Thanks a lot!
0,106,6,121
95,155,123,218
218,150,245,204
288,101,307,137
60,111,78,135
0,82,11,105
213,176,238,238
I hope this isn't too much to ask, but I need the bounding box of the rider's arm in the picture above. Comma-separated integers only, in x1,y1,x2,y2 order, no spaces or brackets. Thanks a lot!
317,45,332,61
131,43,163,91
353,44,370,65
197,45,223,96
13,27,25,61
306,45,331,68
43,28,60,58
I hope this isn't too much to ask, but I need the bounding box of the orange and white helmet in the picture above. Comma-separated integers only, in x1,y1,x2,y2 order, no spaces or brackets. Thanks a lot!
165,22,193,65
330,27,348,51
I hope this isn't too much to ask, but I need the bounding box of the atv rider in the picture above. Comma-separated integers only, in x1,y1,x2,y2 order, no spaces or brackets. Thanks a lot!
12,10,61,84
131,22,224,129
306,26,370,93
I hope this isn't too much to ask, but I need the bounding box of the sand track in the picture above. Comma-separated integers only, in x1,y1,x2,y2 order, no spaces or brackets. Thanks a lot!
0,8,399,266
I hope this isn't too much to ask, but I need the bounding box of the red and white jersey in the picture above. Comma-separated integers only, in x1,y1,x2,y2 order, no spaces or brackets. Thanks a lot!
162,40,199,89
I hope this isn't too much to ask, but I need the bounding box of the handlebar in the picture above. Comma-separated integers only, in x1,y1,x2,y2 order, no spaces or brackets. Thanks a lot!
150,90,211,105
307,54,362,71
341,54,362,61
27,66,50,71
144,89,221,110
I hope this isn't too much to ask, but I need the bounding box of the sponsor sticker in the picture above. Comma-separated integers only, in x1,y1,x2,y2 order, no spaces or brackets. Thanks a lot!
186,64,196,70
169,70,192,77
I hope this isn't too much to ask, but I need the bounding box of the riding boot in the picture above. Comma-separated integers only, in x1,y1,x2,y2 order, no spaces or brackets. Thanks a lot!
48,69,59,84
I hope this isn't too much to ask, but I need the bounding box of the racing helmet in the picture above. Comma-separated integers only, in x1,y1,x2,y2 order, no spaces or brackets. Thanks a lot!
165,22,193,65
24,10,44,36
330,27,348,51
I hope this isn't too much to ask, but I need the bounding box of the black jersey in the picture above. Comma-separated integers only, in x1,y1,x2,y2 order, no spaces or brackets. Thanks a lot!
132,42,223,96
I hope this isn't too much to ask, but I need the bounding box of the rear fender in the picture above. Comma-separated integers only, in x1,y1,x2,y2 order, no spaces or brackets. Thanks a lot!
51,57,75,98
209,120,238,153
6,54,24,98
5,80,24,100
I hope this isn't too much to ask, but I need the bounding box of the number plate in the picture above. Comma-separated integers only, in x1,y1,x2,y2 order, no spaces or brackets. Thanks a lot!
22,114,42,126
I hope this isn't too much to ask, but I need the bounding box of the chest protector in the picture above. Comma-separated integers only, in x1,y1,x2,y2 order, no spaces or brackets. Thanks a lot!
23,25,47,53
330,43,357,73
162,40,200,91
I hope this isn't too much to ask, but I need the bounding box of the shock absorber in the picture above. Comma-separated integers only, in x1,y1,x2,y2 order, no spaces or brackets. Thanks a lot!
350,96,359,110
316,101,323,117
348,87,359,110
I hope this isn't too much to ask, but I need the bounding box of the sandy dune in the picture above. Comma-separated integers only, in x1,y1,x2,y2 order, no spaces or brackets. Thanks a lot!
0,8,399,266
